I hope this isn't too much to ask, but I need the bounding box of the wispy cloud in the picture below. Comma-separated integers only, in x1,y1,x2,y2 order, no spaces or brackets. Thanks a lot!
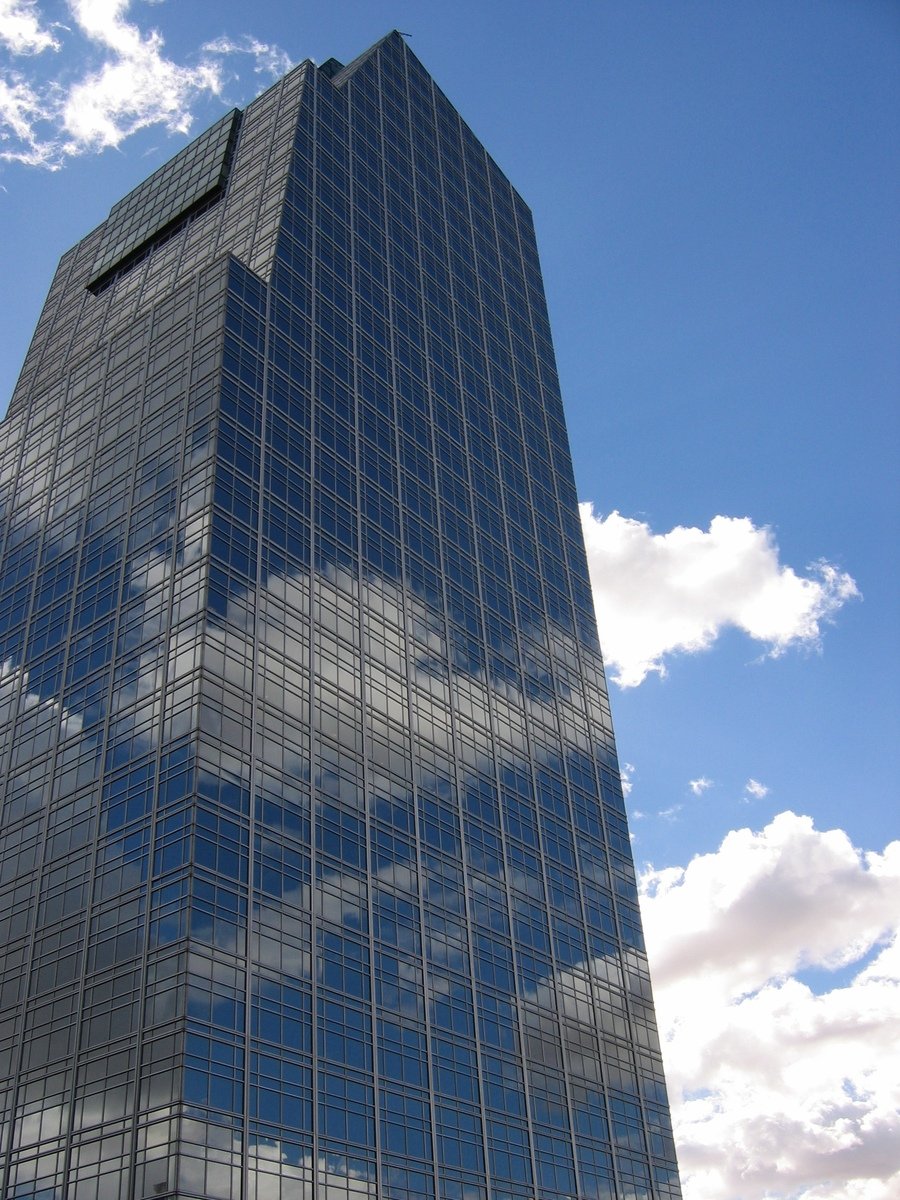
0,0,59,55
201,34,292,78
640,812,900,1200
744,777,769,800
0,0,290,168
658,803,683,821
689,776,713,796
619,760,635,798
580,505,860,687
58,0,222,155
0,72,41,140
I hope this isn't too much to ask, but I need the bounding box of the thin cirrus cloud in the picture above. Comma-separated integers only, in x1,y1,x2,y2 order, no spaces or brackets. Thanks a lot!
639,812,900,1200
580,505,860,688
0,0,291,168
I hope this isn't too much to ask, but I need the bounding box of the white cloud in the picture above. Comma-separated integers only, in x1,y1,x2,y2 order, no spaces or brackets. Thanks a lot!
0,72,46,159
0,0,58,54
202,34,293,79
0,0,290,167
640,812,900,1199
745,777,769,799
620,760,635,797
59,0,223,153
689,776,713,795
580,505,860,687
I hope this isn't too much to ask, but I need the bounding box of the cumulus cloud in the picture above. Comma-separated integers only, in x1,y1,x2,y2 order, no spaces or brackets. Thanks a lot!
580,506,860,687
744,777,769,800
0,0,290,167
689,776,713,795
640,812,900,1200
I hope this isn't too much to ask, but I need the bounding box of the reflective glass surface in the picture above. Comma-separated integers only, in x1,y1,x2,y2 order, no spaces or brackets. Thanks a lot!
0,33,680,1200
88,109,242,290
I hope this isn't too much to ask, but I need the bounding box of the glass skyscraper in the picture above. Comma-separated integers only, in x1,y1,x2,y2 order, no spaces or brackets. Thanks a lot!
0,32,680,1200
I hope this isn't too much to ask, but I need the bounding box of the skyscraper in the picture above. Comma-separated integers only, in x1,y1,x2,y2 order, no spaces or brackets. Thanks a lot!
0,30,681,1200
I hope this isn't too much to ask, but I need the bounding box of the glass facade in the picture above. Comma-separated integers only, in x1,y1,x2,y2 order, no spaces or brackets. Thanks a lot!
87,108,243,291
0,31,681,1200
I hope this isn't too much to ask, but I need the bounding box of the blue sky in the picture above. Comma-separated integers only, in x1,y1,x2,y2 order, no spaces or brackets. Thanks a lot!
1,2,898,1196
